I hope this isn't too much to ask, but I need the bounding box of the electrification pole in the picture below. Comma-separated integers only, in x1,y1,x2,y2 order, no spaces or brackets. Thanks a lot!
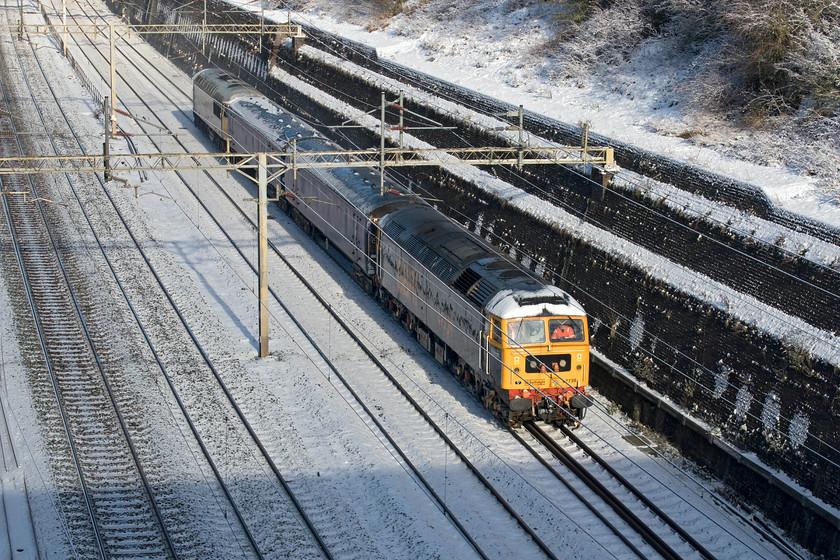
62,0,67,56
103,96,111,182
109,24,117,134
380,91,386,195
257,152,269,357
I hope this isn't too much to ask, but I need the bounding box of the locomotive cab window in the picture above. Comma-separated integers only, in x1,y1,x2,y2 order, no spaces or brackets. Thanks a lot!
548,318,585,342
507,319,545,345
491,317,502,344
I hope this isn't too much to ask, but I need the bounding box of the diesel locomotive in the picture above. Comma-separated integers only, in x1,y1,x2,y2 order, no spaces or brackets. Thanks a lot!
192,68,592,424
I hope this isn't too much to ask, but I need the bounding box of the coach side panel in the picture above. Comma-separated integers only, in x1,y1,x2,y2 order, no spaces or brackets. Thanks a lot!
226,109,274,154
285,170,369,272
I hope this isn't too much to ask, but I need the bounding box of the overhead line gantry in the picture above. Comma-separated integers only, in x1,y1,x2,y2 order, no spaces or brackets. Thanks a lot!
0,147,615,176
0,143,615,358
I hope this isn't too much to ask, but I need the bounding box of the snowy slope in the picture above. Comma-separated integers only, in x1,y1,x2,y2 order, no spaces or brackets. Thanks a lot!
254,0,840,228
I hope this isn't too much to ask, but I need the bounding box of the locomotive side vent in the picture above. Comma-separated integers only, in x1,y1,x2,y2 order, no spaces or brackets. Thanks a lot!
470,280,497,307
453,268,481,295
453,268,496,307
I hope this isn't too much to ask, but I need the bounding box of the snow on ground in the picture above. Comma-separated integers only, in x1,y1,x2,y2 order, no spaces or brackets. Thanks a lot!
245,0,840,229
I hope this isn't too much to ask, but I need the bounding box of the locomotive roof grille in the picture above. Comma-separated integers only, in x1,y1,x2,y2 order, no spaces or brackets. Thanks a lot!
516,294,569,306
383,221,406,239
417,246,440,274
404,235,426,257
432,260,458,283
396,233,460,284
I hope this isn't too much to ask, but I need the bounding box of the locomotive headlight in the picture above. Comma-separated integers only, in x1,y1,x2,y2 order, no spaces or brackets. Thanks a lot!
514,368,520,374
576,365,582,370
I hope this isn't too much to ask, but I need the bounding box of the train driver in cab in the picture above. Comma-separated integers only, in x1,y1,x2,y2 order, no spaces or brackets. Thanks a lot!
550,320,576,341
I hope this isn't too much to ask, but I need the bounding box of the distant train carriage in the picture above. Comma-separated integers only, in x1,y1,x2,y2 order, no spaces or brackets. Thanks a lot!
192,68,591,424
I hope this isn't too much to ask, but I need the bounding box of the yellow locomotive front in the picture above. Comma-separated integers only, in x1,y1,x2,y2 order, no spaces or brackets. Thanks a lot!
484,288,591,424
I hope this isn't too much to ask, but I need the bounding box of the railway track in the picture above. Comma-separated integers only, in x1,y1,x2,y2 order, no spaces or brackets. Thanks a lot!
14,2,553,557
516,417,808,560
26,3,715,557
102,18,812,560
2,4,336,558
0,46,176,560
517,421,708,560
556,416,809,560
46,6,567,557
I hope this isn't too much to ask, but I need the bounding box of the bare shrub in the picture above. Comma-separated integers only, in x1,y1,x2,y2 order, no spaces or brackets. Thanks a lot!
641,0,727,48
373,0,404,16
549,0,603,24
720,0,840,119
541,0,839,120
780,23,840,116
541,0,652,86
